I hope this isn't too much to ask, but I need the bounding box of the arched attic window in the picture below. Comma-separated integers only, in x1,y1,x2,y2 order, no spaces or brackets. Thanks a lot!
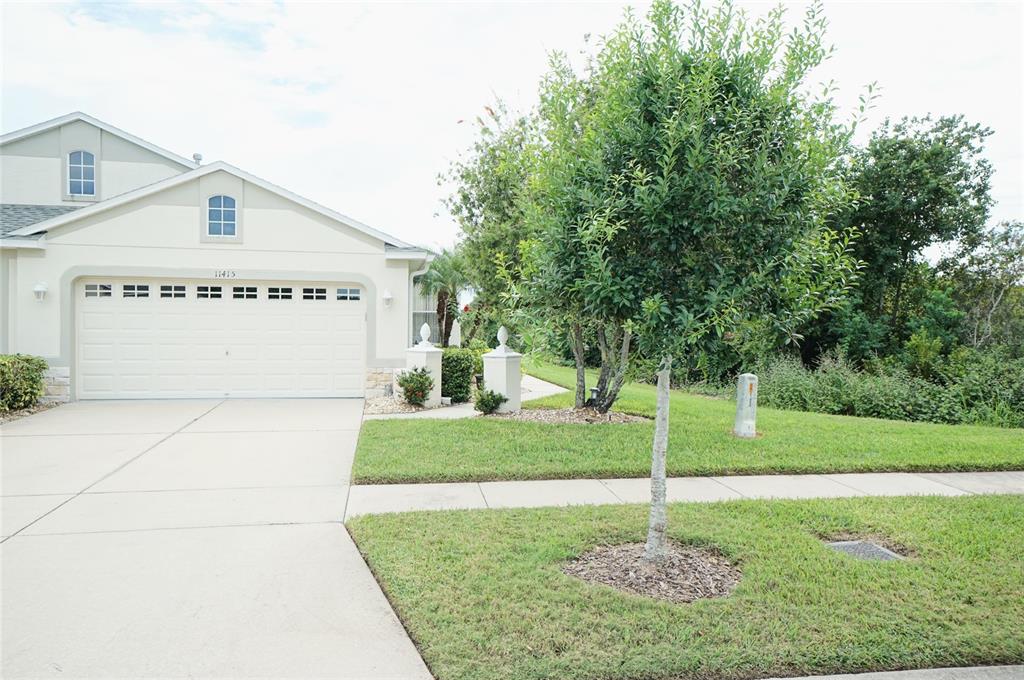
68,151,96,196
207,195,237,236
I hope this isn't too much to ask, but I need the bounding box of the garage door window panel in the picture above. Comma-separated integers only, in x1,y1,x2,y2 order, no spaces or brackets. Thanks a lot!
160,285,186,299
233,286,257,299
84,283,112,298
269,287,292,300
197,286,222,299
123,284,150,298
336,287,361,301
303,287,327,300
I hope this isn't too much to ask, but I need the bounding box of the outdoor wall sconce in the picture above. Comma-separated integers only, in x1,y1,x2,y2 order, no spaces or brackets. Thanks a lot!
33,282,48,302
382,288,394,307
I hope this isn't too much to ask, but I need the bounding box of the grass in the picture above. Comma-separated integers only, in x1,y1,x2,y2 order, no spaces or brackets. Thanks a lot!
351,361,1024,484
348,495,1024,680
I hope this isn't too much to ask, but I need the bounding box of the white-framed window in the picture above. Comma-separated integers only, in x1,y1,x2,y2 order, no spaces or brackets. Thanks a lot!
268,287,292,300
160,284,186,299
84,283,111,298
68,151,96,196
197,285,222,299
123,284,149,298
207,195,237,236
336,287,361,301
302,287,326,300
232,286,257,299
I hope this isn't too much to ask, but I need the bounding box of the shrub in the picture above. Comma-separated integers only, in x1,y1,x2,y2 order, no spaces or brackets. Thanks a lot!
397,366,434,406
0,354,48,412
442,348,476,403
755,346,1024,428
474,389,507,415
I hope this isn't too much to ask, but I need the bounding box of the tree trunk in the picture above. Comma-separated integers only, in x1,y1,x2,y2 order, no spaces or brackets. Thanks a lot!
569,323,587,409
643,355,672,564
595,328,631,414
591,326,612,405
436,291,449,346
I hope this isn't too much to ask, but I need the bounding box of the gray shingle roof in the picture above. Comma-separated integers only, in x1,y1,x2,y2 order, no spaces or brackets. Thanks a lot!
1,204,81,236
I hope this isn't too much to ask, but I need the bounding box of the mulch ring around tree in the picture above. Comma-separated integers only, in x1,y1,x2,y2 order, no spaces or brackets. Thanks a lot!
562,542,741,604
489,407,649,424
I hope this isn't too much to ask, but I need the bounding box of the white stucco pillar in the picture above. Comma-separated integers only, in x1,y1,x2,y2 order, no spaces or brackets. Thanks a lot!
406,323,442,408
482,326,521,413
733,373,758,438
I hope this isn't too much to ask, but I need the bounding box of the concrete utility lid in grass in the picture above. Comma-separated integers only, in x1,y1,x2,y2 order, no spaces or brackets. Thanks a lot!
826,540,904,561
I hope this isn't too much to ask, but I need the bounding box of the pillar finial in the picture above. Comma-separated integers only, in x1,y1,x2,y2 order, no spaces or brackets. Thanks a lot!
496,326,509,350
419,323,431,345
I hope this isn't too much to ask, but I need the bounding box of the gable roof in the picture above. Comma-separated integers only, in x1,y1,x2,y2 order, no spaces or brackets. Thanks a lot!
6,161,417,249
0,112,198,170
1,204,82,236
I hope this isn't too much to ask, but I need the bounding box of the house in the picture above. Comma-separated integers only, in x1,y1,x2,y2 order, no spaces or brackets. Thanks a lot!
0,112,432,401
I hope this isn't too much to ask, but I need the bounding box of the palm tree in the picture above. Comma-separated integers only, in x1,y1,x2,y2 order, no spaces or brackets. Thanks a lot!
419,250,469,346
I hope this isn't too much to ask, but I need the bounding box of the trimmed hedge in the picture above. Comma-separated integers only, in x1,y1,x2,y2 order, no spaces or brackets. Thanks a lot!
0,354,48,412
442,347,476,403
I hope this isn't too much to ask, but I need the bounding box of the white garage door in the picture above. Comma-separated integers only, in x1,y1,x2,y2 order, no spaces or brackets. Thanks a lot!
75,278,367,399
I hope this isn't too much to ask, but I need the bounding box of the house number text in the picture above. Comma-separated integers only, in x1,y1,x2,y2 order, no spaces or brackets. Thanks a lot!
214,270,237,279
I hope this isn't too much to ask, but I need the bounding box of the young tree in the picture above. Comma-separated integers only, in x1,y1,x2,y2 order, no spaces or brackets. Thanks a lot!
526,0,860,562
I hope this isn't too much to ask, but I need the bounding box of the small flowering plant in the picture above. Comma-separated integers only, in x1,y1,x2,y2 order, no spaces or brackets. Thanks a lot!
397,366,434,406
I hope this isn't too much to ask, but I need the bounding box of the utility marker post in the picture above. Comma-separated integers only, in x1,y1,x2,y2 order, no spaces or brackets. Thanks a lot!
733,373,758,438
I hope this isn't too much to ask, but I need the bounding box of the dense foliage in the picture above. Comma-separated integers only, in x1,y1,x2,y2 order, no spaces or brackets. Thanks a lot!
757,349,1024,428
441,348,476,403
0,354,48,412
397,366,434,407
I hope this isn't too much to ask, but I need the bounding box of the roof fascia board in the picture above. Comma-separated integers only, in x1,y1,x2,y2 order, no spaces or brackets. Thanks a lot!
0,237,46,250
0,112,198,170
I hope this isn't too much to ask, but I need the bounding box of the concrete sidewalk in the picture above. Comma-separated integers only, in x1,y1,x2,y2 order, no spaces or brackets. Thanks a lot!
345,470,1024,518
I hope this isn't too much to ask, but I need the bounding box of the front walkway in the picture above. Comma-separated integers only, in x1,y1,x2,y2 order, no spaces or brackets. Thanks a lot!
345,470,1024,518
1,399,431,679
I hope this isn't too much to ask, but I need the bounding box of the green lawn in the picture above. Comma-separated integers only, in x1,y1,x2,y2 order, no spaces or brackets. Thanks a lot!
352,362,1024,484
348,495,1024,680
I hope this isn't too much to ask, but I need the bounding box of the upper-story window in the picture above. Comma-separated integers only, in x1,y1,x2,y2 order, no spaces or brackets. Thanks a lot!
207,195,237,237
68,151,96,196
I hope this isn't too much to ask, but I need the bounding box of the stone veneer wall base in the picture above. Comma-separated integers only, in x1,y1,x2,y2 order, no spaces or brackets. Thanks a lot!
365,368,395,399
42,366,71,403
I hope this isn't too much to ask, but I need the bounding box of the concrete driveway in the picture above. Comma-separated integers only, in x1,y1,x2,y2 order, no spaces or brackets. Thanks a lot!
1,399,431,679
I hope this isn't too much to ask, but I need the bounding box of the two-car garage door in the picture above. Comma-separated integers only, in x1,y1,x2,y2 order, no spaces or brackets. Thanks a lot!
75,278,366,399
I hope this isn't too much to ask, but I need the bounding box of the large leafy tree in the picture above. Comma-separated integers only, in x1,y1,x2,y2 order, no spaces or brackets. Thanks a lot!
526,0,860,562
440,104,536,342
841,116,992,346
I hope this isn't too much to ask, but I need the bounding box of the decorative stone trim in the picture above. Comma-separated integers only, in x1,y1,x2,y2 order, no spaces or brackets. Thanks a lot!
365,368,394,399
42,366,71,403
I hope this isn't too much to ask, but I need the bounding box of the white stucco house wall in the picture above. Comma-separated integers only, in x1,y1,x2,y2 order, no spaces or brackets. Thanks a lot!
0,112,433,401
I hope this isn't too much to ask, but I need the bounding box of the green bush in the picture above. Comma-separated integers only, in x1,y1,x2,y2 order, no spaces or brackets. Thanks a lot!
397,366,434,407
755,347,1024,428
0,354,48,412
474,389,507,415
442,348,476,403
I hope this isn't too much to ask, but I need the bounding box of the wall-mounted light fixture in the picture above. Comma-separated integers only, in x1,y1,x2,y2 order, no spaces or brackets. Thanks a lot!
33,282,48,302
382,288,394,307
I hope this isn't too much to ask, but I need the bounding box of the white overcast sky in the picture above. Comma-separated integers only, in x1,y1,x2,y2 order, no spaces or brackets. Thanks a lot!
1,1,1020,250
